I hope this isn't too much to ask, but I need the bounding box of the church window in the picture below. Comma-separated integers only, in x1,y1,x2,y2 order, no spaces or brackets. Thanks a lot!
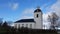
26,24,28,27
37,14,38,18
22,24,24,27
18,24,20,28
30,24,32,28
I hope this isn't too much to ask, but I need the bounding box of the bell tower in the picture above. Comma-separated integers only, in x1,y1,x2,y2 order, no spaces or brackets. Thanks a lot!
34,7,43,29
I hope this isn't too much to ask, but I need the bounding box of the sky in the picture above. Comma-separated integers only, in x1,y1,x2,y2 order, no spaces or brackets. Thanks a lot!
0,0,60,28
0,0,57,22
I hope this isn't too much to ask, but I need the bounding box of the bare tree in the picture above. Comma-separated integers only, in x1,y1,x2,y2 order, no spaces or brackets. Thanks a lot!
48,12,59,29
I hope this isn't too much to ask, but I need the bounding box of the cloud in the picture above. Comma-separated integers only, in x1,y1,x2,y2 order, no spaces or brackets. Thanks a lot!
43,0,60,29
9,3,19,10
20,16,33,19
44,0,60,17
43,12,52,29
20,8,35,19
50,0,60,17
22,8,35,15
43,11,52,22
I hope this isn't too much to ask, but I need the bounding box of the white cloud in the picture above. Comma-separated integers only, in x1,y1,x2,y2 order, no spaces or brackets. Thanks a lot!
9,3,19,10
46,0,60,17
22,8,35,15
20,16,33,19
43,0,60,29
43,12,52,29
50,0,60,17
43,11,52,22
21,8,35,19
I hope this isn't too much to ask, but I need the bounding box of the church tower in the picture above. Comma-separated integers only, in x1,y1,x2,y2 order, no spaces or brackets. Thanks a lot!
34,7,43,29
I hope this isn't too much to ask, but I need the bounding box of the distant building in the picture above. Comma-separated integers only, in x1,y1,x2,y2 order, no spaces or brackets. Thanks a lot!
14,7,43,29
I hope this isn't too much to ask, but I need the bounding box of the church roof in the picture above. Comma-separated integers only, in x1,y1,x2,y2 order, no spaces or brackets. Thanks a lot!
15,19,35,23
34,8,42,13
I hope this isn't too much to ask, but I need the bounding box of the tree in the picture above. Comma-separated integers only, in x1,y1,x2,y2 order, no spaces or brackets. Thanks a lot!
48,12,59,29
6,21,13,26
0,23,2,27
2,21,8,27
0,18,3,27
0,18,3,23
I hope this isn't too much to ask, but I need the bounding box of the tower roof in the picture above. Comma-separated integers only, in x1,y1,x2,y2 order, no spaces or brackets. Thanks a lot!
34,7,42,13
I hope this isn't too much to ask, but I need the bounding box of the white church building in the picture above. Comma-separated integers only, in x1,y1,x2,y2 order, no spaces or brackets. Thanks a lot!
14,7,43,29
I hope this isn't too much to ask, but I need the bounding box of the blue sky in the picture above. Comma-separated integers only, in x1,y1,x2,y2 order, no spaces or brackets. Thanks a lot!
0,0,57,22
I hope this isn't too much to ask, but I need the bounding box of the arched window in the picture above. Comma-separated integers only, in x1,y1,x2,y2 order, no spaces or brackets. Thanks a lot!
22,24,24,27
37,14,38,18
18,24,20,28
26,24,28,27
30,24,32,28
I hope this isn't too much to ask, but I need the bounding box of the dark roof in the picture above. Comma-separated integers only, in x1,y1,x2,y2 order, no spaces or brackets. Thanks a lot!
34,8,42,13
15,19,35,23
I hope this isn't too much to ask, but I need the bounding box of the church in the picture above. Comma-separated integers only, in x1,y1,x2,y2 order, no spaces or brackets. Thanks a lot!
14,7,43,29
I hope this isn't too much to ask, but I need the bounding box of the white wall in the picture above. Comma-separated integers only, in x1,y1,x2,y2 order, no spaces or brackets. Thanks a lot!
34,12,43,29
14,22,35,29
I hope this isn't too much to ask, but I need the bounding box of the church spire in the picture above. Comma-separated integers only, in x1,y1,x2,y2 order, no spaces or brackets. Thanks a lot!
34,6,41,13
